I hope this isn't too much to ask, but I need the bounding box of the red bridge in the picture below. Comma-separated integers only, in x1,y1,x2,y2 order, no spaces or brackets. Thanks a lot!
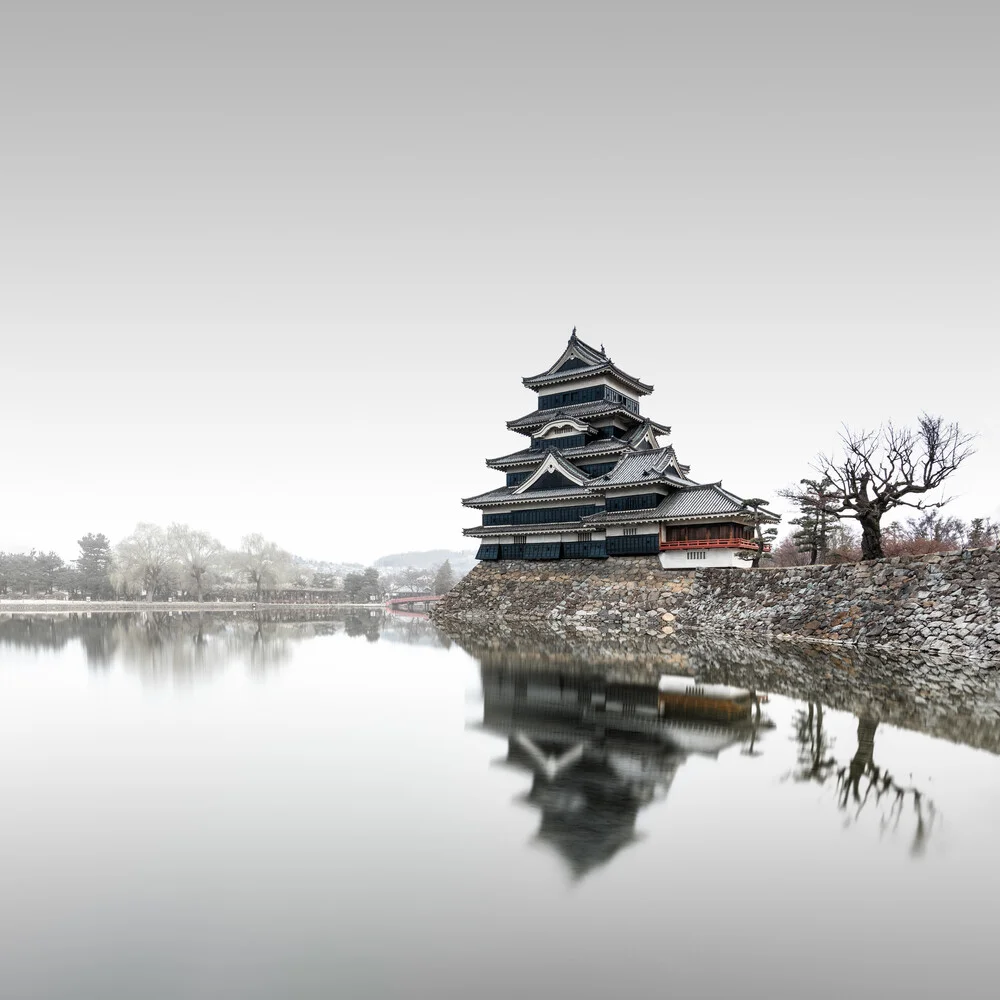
385,594,445,611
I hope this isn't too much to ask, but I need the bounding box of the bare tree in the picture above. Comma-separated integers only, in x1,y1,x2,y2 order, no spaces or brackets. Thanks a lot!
835,717,936,858
239,533,291,601
168,524,223,602
115,523,175,602
969,518,1000,549
794,415,975,561
882,511,968,557
789,707,936,856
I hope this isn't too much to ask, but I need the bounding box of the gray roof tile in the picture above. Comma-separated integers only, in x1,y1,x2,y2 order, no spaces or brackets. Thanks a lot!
462,484,596,507
507,401,643,431
486,438,631,468
522,334,654,394
583,485,779,525
595,447,696,488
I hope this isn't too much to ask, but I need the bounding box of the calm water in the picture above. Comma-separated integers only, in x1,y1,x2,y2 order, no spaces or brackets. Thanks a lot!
2,611,1000,1000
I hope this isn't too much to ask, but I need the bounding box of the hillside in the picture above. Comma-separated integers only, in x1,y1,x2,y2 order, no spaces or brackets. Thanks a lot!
374,549,477,573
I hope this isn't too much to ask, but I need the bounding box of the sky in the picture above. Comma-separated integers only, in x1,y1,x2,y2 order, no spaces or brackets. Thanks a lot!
2,1,997,564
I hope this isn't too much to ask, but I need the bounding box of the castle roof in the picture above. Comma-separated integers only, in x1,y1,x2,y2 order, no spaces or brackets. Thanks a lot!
464,523,589,537
594,447,695,489
507,401,646,434
511,451,590,493
583,484,779,526
522,331,654,396
462,484,596,508
486,438,631,470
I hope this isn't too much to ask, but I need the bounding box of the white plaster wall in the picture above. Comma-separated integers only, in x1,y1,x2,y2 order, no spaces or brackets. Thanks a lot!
484,532,609,545
536,419,591,438
486,533,565,545
605,523,657,537
659,549,748,569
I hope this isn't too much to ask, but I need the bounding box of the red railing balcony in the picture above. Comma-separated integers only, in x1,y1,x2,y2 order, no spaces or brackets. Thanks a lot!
659,538,770,553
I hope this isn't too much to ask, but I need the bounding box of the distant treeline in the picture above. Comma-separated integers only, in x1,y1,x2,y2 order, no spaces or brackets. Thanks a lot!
0,524,467,603
0,524,379,602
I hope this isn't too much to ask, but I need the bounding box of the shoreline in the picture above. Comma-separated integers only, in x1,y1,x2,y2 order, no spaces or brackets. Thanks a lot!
433,549,1000,666
0,601,385,613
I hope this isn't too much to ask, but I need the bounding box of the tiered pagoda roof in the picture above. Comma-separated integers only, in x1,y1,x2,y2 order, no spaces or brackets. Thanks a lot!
506,400,646,435
486,418,670,470
462,330,780,558
463,484,595,508
584,483,776,527
593,446,694,489
486,437,630,471
521,331,655,396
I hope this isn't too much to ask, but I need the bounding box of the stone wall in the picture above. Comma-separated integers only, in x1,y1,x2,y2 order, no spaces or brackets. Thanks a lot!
433,549,1000,662
439,620,1000,754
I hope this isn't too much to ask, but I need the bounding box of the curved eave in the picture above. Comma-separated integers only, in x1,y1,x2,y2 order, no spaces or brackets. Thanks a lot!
465,523,596,537
522,364,654,396
486,440,630,470
584,510,761,526
535,417,598,438
507,404,647,435
462,487,597,508
659,511,780,524
512,451,590,493
599,473,697,491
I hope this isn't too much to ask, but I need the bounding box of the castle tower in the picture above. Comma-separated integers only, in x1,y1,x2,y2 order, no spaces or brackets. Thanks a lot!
463,331,778,566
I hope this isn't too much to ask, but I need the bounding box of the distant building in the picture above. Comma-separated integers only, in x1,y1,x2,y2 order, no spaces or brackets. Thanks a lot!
463,331,779,567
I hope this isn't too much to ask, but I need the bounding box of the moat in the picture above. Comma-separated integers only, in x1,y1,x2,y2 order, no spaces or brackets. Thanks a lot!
2,610,999,999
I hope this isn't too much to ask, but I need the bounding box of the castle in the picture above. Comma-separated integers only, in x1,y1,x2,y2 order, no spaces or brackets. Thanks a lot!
463,330,777,567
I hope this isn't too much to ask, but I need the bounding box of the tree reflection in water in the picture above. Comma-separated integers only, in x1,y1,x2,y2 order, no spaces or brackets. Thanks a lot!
792,703,838,785
0,609,450,683
792,704,937,856
837,717,937,857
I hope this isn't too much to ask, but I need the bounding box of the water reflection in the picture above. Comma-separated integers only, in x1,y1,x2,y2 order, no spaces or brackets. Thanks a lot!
792,706,936,856
440,621,1000,867
0,611,985,868
4,611,1000,998
480,666,768,877
444,618,1000,755
0,609,448,681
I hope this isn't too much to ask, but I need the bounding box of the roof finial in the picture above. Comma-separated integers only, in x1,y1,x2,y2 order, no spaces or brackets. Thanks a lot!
600,343,605,355
570,326,577,341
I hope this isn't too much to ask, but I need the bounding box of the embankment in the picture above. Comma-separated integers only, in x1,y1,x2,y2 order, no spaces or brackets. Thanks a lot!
432,548,1000,662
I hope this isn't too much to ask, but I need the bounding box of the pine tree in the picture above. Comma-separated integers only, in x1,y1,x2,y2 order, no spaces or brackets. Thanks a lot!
780,478,839,565
433,559,455,595
76,533,113,599
739,499,779,568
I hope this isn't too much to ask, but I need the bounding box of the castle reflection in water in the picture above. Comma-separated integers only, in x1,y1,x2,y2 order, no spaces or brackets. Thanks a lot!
3,609,992,866
478,665,764,877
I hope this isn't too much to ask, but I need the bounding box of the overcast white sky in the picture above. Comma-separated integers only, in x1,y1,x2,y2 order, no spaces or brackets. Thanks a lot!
2,1,997,564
